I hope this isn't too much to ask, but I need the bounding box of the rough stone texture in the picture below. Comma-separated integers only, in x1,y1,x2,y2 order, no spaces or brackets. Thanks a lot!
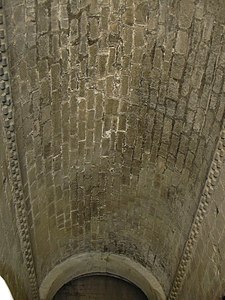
0,2,39,298
53,275,147,300
179,160,225,300
168,127,225,299
1,0,225,298
0,102,30,299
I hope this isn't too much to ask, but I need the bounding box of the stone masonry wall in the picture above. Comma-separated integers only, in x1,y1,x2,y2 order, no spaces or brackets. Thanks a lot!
178,159,225,300
3,0,225,297
0,104,30,298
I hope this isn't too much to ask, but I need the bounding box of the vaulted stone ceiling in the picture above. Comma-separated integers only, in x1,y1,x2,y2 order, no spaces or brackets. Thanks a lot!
1,0,225,299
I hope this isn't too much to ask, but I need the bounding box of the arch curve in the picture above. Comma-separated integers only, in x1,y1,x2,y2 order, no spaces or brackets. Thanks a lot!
39,252,166,300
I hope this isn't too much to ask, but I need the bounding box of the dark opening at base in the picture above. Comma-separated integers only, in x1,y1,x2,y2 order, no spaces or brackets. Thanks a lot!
53,274,148,300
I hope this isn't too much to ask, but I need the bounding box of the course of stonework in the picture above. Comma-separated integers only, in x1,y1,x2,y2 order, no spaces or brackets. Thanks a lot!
0,0,225,299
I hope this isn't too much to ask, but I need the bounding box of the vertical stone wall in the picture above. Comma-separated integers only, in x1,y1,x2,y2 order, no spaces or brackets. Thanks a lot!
0,111,30,299
179,161,225,300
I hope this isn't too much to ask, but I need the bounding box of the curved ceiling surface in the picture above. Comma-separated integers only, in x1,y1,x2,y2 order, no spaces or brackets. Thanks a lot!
3,0,225,297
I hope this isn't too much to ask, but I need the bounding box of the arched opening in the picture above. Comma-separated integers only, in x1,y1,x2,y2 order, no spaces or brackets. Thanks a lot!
39,253,166,300
53,274,148,300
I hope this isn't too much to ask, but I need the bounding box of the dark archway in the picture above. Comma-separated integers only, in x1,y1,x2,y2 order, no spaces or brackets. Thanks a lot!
39,253,166,300
53,274,148,300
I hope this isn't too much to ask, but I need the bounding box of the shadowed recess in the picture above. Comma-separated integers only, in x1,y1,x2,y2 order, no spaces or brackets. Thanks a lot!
53,274,148,300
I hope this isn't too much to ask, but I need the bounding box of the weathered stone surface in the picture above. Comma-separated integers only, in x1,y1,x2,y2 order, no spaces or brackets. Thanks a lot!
1,0,225,299
179,162,225,300
0,108,30,300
